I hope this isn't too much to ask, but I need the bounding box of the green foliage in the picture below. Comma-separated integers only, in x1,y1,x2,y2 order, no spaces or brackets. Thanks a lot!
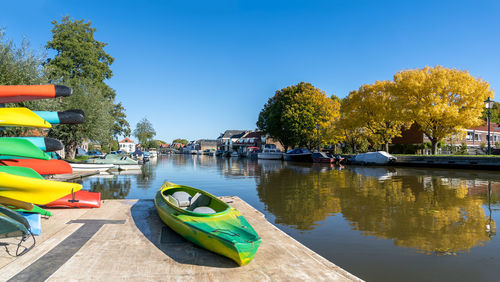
480,142,486,149
482,101,500,124
0,30,46,85
112,102,131,138
172,138,188,145
257,82,340,150
134,117,156,146
456,142,468,155
43,16,127,158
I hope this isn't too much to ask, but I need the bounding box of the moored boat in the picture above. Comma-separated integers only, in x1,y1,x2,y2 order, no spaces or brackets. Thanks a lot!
312,152,334,163
154,182,261,266
284,148,312,162
257,148,282,160
351,151,397,165
69,163,114,172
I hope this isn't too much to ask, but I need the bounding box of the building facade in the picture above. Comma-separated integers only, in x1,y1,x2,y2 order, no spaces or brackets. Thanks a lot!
119,137,136,153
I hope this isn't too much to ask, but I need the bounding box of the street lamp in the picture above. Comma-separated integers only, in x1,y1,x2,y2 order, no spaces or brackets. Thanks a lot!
484,97,493,155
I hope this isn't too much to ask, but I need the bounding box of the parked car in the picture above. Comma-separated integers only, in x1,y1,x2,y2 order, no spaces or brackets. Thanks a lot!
87,151,103,157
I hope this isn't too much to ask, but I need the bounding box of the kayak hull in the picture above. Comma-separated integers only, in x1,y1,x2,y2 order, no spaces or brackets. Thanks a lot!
0,85,72,103
0,138,50,160
0,169,82,205
45,190,101,208
0,159,72,175
154,182,261,266
0,108,51,128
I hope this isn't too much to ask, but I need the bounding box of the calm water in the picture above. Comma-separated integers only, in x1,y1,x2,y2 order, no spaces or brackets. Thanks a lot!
81,155,500,281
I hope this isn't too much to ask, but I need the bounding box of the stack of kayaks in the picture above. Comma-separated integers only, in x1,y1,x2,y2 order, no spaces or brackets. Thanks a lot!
0,85,100,249
154,182,262,266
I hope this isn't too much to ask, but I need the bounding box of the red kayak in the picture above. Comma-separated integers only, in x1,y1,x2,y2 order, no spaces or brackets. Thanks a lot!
0,159,72,175
45,190,101,208
0,85,72,103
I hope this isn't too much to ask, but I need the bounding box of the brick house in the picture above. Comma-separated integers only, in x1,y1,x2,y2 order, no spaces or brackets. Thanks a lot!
392,123,500,153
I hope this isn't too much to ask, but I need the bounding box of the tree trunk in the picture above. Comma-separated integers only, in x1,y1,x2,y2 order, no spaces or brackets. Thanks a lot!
65,141,78,160
431,139,438,155
384,142,389,153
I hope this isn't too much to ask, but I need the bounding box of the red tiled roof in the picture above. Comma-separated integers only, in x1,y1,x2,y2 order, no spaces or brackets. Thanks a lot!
120,137,134,143
244,131,261,138
469,123,500,132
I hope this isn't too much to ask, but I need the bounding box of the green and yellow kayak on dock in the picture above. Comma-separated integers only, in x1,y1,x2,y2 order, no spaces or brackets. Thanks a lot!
154,182,261,266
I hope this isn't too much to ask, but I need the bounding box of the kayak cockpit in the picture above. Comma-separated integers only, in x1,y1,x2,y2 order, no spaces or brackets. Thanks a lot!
161,184,229,216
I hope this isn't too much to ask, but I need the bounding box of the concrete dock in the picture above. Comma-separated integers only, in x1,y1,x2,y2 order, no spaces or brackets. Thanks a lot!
0,197,360,281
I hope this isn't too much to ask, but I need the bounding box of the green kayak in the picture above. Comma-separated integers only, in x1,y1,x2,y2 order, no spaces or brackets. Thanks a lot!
154,182,261,266
0,138,50,160
0,204,30,238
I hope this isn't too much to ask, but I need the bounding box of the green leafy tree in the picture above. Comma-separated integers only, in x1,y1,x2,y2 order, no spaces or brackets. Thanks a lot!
112,102,131,138
257,82,340,150
172,138,188,145
44,16,127,158
134,118,156,146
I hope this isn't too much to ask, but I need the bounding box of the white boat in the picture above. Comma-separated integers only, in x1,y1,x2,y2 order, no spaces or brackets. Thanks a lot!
148,148,158,158
69,163,114,172
115,164,142,171
258,148,283,160
351,151,396,165
230,151,239,157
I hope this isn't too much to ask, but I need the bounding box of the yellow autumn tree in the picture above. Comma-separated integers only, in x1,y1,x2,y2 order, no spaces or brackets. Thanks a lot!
342,81,412,152
393,66,494,154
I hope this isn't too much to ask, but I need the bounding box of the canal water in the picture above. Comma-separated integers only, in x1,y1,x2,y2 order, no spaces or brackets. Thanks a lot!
81,155,500,281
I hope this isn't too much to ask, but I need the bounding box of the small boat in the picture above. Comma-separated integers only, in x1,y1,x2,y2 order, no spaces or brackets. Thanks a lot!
351,151,397,165
0,107,51,128
154,182,261,266
45,190,101,208
312,152,334,163
0,159,72,175
258,148,282,160
84,154,141,170
0,138,50,160
284,148,312,162
229,151,239,158
34,109,85,125
203,149,216,156
0,84,72,103
69,163,114,172
0,166,82,205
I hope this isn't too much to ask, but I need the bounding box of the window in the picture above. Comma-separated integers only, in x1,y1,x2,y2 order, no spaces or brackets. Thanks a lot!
474,134,481,141
466,132,473,140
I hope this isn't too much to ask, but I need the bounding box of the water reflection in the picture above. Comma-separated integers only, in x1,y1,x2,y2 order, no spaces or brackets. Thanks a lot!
89,177,131,199
256,163,497,255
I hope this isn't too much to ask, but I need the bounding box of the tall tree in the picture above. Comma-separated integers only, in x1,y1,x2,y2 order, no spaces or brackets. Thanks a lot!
393,66,493,154
172,138,188,145
134,118,156,146
112,102,131,138
257,82,341,150
342,81,412,152
44,16,127,158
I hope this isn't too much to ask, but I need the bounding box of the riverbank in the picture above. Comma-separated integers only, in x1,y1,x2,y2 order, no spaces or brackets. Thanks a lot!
0,197,361,281
394,155,500,170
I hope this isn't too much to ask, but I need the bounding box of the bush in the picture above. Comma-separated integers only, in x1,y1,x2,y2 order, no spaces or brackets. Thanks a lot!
455,142,468,155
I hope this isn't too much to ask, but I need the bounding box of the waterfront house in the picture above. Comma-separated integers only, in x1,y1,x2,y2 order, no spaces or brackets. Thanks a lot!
391,123,500,154
217,130,248,152
119,137,136,153
197,139,217,151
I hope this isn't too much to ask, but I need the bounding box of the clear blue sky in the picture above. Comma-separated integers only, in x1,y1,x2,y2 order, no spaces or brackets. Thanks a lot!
2,0,499,142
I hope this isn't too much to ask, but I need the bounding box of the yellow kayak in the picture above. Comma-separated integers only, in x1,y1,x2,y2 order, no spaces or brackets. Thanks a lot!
0,107,51,128
0,171,82,205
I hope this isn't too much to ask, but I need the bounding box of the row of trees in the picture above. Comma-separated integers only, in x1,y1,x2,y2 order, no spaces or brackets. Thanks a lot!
0,17,130,159
258,66,494,154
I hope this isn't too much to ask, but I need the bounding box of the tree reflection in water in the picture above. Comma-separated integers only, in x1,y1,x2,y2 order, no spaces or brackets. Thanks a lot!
256,162,497,255
89,178,131,199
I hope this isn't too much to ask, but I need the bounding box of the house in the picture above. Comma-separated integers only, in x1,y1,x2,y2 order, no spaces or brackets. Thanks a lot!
217,130,248,151
197,139,217,151
391,123,500,154
119,137,136,153
233,131,263,153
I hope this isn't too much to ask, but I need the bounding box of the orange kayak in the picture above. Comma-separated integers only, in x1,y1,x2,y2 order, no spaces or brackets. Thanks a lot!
0,159,72,175
0,85,72,103
45,190,101,208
